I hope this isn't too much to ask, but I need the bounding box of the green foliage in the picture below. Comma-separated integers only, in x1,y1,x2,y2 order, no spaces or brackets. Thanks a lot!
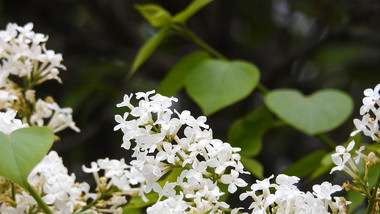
312,43,362,68
228,106,273,157
135,4,172,28
348,188,366,214
131,0,215,77
129,28,173,76
240,156,264,179
283,150,326,178
122,208,142,214
157,51,210,96
185,59,260,115
124,192,159,210
0,127,54,189
368,164,380,189
172,0,214,24
264,89,354,135
74,212,95,214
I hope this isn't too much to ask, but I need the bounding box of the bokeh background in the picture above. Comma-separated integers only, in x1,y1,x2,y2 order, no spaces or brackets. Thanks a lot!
1,0,380,195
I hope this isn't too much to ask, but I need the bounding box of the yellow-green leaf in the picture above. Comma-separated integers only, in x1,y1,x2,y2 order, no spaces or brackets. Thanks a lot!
135,4,172,27
157,51,210,96
185,59,260,115
0,127,54,189
265,89,353,135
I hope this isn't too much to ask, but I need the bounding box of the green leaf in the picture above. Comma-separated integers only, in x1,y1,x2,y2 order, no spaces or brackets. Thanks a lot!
172,0,214,23
347,188,366,214
240,156,264,179
309,164,332,180
0,127,54,189
368,164,380,189
135,4,172,27
157,51,210,96
264,89,353,135
124,191,158,209
129,27,172,77
283,150,326,178
228,106,273,156
122,208,142,214
185,59,260,115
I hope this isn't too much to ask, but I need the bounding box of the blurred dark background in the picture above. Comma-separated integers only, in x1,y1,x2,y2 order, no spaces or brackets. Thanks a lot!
1,0,380,189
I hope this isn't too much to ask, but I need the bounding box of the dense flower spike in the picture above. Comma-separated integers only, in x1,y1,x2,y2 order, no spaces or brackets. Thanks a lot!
0,23,65,86
0,23,79,133
114,90,248,213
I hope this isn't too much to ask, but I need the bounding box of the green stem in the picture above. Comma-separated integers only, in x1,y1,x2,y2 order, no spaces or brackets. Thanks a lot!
26,182,53,214
257,83,270,95
80,191,111,212
366,173,380,214
172,24,227,60
11,182,16,201
315,133,336,150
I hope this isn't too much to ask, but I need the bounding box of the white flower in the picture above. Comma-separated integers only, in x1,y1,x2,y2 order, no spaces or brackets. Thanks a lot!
0,109,28,134
147,193,188,214
116,93,134,109
221,169,248,193
354,145,366,164
312,181,342,200
82,162,100,173
240,175,277,212
330,140,355,174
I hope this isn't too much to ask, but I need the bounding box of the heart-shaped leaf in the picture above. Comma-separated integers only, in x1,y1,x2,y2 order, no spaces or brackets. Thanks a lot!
0,127,54,189
157,51,210,96
185,59,260,115
264,89,353,135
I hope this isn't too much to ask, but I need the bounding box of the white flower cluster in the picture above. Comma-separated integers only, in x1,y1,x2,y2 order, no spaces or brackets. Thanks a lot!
82,158,142,213
331,83,380,179
329,83,380,213
0,151,92,214
114,90,248,213
0,22,64,86
351,83,380,142
238,174,348,214
0,23,79,133
329,140,372,178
